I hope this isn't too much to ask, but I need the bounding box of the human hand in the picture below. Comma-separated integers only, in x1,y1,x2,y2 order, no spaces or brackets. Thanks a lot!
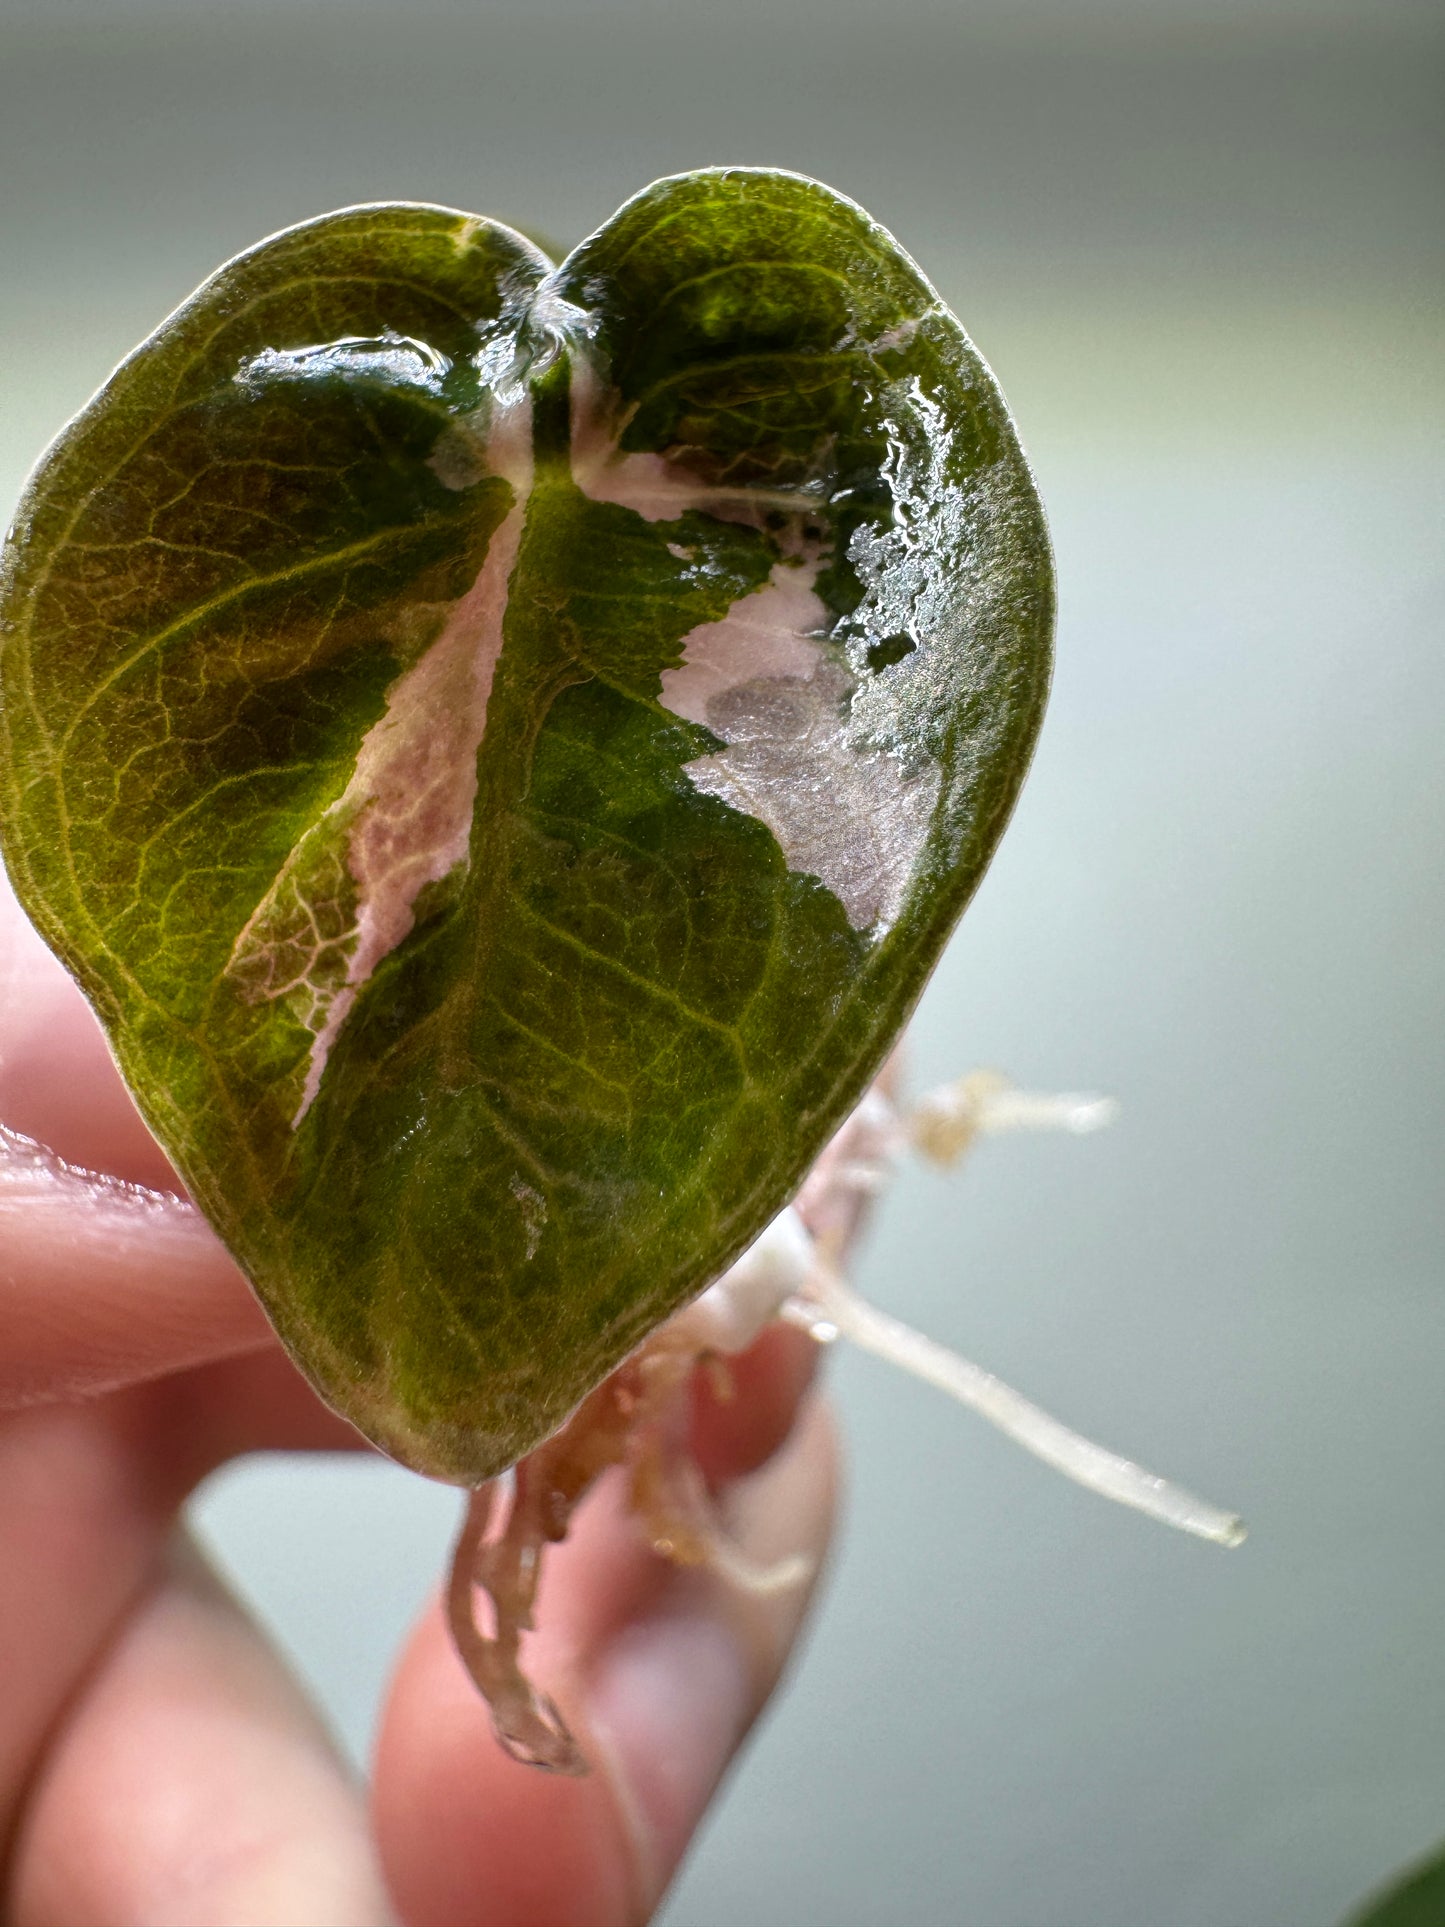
0,876,838,1927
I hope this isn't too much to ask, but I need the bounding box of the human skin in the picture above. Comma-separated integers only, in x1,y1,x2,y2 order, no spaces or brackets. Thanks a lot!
0,874,838,1927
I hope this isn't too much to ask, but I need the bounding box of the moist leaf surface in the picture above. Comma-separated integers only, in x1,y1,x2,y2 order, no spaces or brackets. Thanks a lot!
0,170,1053,1481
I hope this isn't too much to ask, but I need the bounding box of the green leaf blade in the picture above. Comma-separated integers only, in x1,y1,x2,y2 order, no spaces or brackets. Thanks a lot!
0,172,1053,1483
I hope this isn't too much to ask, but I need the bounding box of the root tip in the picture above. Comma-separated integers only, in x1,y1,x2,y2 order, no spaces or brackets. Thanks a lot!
492,1699,591,1776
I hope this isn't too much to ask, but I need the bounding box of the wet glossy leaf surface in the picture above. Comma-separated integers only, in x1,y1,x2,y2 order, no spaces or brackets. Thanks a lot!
0,170,1052,1481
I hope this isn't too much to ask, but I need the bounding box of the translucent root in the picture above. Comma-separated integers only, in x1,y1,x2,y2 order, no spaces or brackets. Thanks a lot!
445,1320,806,1773
784,1267,1245,1548
446,1482,586,1775
440,1061,1242,1771
630,1411,814,1596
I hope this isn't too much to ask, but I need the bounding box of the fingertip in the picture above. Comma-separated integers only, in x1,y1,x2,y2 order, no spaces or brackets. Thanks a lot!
587,1393,840,1901
374,1394,840,1927
0,1149,272,1411
373,1599,637,1927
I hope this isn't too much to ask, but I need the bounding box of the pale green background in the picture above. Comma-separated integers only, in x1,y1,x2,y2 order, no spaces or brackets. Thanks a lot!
1,2,1441,1921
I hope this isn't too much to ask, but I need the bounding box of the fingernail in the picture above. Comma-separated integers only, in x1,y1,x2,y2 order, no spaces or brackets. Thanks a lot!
584,1394,837,1908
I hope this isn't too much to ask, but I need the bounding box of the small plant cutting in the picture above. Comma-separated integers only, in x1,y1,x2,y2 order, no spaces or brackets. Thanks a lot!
0,167,1241,1772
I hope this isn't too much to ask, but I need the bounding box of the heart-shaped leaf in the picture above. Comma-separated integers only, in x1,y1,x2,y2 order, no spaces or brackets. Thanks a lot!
0,169,1052,1483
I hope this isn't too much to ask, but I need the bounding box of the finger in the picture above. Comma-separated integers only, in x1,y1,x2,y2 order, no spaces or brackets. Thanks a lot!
135,1344,377,1473
0,873,174,1189
373,1391,839,1927
9,1531,394,1927
588,1397,840,1911
689,1319,819,1487
0,878,277,1407
0,1130,272,1410
0,1393,186,1824
0,1346,377,1832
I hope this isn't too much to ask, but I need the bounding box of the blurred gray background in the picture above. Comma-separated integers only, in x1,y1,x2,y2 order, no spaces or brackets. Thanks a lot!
1,0,1441,1921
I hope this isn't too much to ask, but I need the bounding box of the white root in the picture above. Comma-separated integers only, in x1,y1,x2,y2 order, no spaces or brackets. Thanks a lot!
784,1271,1246,1548
695,1062,1245,1549
788,1065,1243,1548
909,1067,1119,1164
640,1445,815,1598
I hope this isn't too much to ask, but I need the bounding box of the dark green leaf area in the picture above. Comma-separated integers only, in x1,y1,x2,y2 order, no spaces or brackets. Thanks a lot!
43,365,500,708
248,488,858,1478
265,670,867,1481
561,171,1017,668
516,478,775,705
0,203,547,1267
23,207,546,708
562,170,930,427
1346,1844,1445,1927
8,218,530,1028
626,352,883,493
